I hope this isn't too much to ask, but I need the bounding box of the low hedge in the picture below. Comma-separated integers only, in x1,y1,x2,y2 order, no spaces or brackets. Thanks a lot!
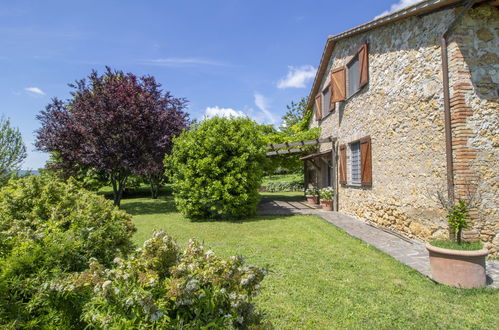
264,180,303,192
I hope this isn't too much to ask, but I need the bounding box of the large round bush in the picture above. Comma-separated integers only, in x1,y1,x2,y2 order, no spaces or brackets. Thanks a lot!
166,117,268,219
0,175,135,328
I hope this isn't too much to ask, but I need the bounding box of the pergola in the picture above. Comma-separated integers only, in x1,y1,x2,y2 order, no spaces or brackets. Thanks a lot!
266,136,337,156
266,136,339,211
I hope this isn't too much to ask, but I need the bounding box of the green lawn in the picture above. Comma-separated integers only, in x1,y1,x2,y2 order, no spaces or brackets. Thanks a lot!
120,193,498,329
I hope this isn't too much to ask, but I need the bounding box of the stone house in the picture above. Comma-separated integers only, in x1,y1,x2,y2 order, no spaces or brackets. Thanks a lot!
303,0,498,254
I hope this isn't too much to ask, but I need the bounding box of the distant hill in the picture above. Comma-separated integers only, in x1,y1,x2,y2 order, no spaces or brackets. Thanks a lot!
17,170,40,176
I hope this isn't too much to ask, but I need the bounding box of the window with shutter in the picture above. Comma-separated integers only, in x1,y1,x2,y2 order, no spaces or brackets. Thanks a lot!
347,55,360,98
331,67,346,102
339,144,347,185
314,93,322,120
360,136,372,186
344,43,369,99
350,141,361,184
340,136,372,187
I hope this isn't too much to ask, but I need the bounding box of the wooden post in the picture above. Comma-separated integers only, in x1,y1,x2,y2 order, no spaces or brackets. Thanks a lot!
304,160,308,196
332,141,339,211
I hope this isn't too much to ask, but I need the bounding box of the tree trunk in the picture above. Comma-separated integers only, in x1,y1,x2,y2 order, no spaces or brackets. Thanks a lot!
457,228,462,245
150,182,159,199
149,181,159,199
148,174,161,199
448,227,456,242
111,172,128,207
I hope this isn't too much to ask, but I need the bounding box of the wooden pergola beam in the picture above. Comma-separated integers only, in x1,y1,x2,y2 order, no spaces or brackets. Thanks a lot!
266,147,306,156
267,136,336,151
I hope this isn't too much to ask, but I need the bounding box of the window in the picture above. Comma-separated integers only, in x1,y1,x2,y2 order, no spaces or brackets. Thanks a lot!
322,85,331,114
330,43,369,102
350,141,361,184
314,93,322,120
339,136,372,187
347,55,360,98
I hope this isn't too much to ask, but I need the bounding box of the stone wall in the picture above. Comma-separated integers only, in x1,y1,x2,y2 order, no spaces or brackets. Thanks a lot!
448,5,499,253
309,4,498,254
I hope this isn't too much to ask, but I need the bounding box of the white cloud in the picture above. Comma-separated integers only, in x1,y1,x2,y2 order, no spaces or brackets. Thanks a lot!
141,57,229,67
24,87,45,95
277,65,316,89
375,0,422,19
254,93,276,124
204,106,246,119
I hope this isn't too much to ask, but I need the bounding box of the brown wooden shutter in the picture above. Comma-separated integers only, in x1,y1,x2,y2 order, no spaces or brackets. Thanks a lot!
360,136,372,186
331,67,346,102
339,144,347,185
314,93,322,120
329,82,335,112
358,44,369,89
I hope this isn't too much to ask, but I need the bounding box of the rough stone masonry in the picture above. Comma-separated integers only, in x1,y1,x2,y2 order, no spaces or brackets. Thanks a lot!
309,4,498,255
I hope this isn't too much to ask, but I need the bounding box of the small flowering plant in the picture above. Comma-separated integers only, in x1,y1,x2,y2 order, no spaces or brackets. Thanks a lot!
320,187,335,201
305,187,319,196
49,230,267,329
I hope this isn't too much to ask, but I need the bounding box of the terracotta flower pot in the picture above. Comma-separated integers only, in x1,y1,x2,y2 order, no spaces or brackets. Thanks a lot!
306,195,319,205
320,200,333,211
426,243,488,288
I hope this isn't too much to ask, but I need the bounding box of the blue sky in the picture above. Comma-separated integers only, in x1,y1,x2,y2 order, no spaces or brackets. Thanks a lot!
0,0,419,169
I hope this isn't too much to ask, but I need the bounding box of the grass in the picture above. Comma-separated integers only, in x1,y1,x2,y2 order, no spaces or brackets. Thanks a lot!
430,239,484,251
120,192,498,329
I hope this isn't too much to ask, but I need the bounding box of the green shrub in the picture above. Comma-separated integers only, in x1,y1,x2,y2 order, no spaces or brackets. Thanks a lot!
49,230,267,329
0,175,136,328
166,117,268,219
123,174,144,194
447,200,470,244
265,180,303,192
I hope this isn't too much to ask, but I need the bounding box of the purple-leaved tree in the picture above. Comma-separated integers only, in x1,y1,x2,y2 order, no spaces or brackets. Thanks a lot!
36,67,189,206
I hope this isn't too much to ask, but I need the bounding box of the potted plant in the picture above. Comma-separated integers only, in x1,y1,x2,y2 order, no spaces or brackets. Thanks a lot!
427,187,488,288
319,187,334,211
305,187,320,205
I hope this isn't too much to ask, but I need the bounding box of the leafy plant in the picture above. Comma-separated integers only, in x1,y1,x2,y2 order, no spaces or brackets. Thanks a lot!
446,200,470,244
123,174,144,195
35,67,189,206
319,187,334,201
0,116,27,184
48,230,267,329
305,187,319,196
430,180,481,245
266,180,303,192
0,175,136,328
166,117,268,219
262,97,321,174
